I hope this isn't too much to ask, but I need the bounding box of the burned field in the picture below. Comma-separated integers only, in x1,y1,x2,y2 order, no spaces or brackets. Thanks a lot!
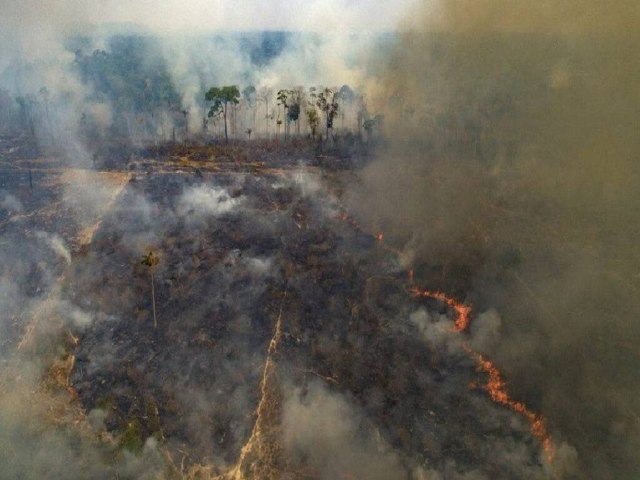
1,137,553,479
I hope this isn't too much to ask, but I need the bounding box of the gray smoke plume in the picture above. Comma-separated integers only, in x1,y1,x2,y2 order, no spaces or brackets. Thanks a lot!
347,2,640,478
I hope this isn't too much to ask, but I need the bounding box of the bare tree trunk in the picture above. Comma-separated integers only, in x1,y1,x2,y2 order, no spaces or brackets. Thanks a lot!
284,107,288,141
223,105,228,143
232,104,237,139
325,112,329,141
151,272,157,329
265,99,269,139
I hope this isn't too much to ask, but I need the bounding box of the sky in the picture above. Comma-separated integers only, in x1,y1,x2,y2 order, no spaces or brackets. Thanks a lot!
1,0,419,33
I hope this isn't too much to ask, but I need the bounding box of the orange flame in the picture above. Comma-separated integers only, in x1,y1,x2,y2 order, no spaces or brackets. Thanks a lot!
466,345,555,463
338,212,402,255
408,286,555,462
338,213,554,463
409,287,472,332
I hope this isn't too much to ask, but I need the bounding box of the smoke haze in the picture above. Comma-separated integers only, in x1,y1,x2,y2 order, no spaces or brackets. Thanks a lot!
1,0,639,478
348,1,640,478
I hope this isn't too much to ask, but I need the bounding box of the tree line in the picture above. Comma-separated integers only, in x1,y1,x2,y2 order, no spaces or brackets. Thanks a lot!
203,84,381,143
0,33,385,148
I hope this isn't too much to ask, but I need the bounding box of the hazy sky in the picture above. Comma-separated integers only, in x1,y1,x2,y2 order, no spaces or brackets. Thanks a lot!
1,0,419,33
3,0,638,41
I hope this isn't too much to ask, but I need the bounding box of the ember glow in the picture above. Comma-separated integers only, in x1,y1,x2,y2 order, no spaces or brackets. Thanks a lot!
412,285,555,463
340,204,556,464
413,284,557,463
469,348,556,463
409,287,472,333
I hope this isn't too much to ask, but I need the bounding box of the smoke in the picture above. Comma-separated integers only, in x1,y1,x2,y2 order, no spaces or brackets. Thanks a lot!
0,221,168,478
179,184,243,218
347,1,640,478
0,365,165,479
409,307,462,354
282,381,406,480
0,1,411,478
7,0,628,478
407,0,640,34
0,191,23,213
0,0,405,147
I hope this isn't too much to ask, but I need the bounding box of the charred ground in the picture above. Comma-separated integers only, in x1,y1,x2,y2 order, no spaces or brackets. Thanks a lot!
1,135,554,479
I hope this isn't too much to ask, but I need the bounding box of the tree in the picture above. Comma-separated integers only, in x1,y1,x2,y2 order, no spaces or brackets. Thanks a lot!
180,108,189,141
15,95,37,137
243,85,257,136
306,107,319,139
0,89,19,134
315,87,339,141
356,94,368,138
205,86,240,143
336,85,355,130
74,37,181,141
141,250,160,329
289,87,304,136
363,114,383,141
338,84,355,102
257,87,273,139
276,89,290,140
288,103,300,134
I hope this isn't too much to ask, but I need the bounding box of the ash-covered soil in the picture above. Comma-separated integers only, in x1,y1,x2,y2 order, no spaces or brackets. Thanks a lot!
1,136,552,479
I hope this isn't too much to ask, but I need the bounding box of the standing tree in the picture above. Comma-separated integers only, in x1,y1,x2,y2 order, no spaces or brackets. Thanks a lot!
288,103,300,137
257,87,273,139
205,86,240,143
16,95,37,139
289,87,304,136
363,114,384,142
306,108,319,139
0,89,18,134
243,85,257,137
141,250,160,329
276,89,290,140
336,84,355,131
356,94,368,139
180,108,189,141
316,87,339,141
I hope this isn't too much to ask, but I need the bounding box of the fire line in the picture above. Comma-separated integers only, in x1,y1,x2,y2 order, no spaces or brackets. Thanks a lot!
339,211,555,464
410,288,555,463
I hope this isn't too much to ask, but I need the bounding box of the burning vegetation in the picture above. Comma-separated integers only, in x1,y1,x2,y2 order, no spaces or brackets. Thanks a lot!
1,1,639,479
0,135,560,479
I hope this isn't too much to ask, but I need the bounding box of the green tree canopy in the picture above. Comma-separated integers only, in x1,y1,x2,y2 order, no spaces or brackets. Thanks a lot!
205,86,240,142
